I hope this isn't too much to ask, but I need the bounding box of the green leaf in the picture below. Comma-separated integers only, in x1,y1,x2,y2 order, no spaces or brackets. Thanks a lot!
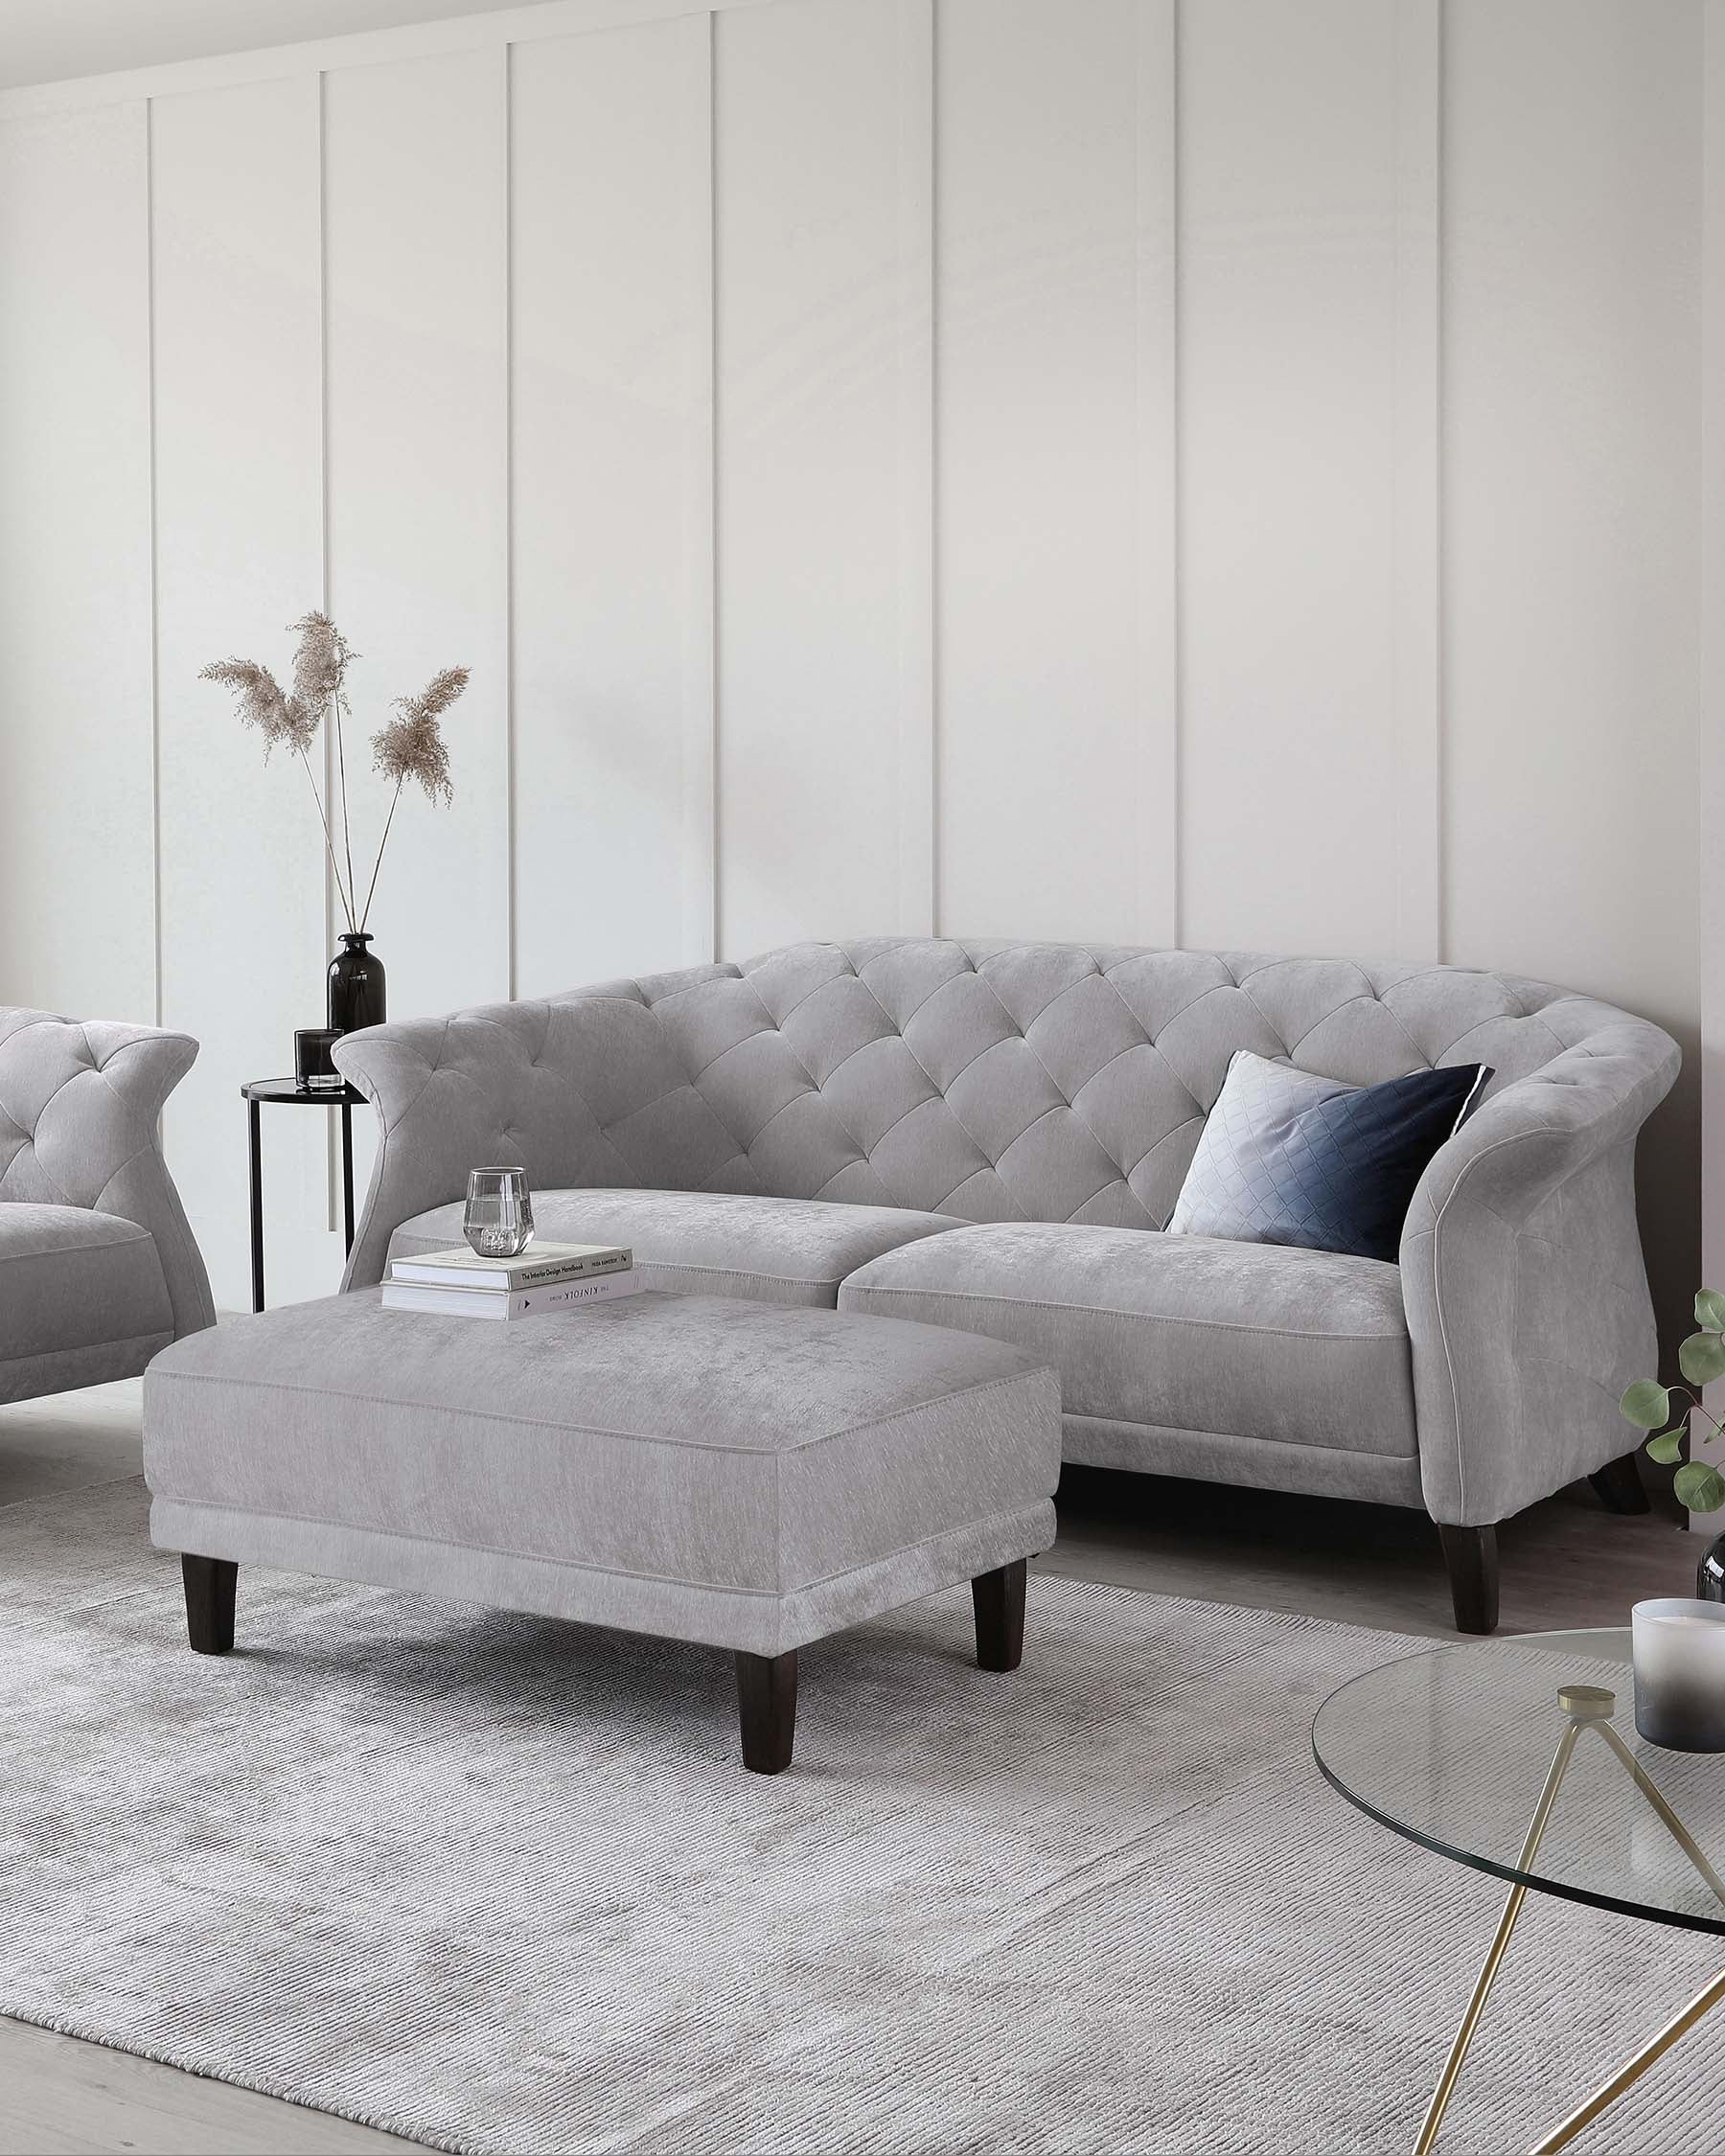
1674,1462,1725,1515
1622,1380,1672,1430
1697,1290,1725,1333
1646,1430,1687,1465
1681,1334,1725,1388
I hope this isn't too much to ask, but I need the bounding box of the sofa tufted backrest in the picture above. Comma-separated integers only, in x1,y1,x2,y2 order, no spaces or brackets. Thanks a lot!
337,939,1671,1288
0,1008,217,1338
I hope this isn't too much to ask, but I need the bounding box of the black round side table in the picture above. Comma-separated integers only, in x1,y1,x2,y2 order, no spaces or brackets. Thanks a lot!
241,1079,365,1313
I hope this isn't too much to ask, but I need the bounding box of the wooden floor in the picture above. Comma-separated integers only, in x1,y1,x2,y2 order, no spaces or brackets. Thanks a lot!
0,1379,1702,2154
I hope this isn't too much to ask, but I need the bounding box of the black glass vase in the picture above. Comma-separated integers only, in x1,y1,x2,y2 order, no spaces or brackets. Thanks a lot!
1699,1532,1725,1602
328,932,386,1034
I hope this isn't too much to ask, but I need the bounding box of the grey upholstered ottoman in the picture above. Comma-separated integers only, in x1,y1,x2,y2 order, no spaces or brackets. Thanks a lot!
142,1290,1061,1772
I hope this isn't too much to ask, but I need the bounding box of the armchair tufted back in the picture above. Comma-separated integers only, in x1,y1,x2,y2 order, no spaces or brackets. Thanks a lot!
337,939,1669,1289
0,1008,216,1338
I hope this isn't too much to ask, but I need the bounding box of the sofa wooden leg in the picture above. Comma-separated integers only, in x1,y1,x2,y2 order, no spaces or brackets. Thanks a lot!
1589,1451,1651,1515
972,1558,1027,1673
736,1649,796,1774
1438,1525,1499,1636
182,1554,237,1655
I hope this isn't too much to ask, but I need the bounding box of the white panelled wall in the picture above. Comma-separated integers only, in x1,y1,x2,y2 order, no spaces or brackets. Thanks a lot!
0,0,1705,1330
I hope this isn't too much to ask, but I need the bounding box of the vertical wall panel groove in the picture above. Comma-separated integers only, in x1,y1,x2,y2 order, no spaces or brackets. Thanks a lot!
317,66,332,961
146,99,163,1026
1138,0,1178,949
1171,0,1185,951
685,11,718,966
929,0,942,941
504,43,518,998
316,68,336,1230
1392,0,1441,963
895,0,936,938
707,8,724,964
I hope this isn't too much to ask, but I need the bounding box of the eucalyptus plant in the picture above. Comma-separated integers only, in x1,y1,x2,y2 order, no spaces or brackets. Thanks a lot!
1620,1290,1725,1515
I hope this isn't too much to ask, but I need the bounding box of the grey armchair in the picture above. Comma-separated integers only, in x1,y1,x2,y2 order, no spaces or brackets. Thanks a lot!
0,1007,215,1403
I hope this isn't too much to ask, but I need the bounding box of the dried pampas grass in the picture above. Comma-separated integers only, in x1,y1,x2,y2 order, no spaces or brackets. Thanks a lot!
197,658,320,760
373,667,466,806
288,610,355,710
201,614,466,936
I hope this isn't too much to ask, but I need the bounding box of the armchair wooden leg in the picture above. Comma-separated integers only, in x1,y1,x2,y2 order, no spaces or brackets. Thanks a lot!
1438,1524,1500,1636
1589,1452,1651,1515
182,1554,237,1655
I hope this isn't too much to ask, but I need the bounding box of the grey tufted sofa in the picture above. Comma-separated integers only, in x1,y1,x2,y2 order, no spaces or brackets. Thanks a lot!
333,940,1679,1633
0,1008,216,1403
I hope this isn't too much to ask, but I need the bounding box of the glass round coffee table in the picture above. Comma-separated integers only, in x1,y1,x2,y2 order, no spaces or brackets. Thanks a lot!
1314,1627,1725,2154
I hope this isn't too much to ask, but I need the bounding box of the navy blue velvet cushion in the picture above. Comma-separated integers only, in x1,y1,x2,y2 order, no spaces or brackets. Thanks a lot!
1167,1051,1492,1264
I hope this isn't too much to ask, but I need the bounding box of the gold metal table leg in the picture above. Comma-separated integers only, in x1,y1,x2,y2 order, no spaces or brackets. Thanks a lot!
1528,1964,1725,2154
1593,1721,1725,1907
1412,1722,1583,2156
1412,1680,1725,2155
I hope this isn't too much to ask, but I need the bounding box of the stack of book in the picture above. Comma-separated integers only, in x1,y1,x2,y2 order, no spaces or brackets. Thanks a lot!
381,1240,639,1321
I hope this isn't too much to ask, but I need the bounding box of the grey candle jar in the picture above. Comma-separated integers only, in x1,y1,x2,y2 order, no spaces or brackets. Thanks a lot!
1632,1597,1725,1752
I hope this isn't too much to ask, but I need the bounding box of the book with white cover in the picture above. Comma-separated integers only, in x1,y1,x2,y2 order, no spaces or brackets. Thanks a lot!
388,1241,632,1292
380,1272,644,1320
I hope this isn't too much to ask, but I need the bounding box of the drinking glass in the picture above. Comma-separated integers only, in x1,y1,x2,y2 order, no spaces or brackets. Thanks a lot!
464,1167,535,1258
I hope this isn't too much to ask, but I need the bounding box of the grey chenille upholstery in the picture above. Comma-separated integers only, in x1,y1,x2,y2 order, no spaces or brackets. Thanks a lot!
0,1008,215,1403
333,939,1678,1534
144,1290,1061,1657
839,1223,1421,1504
387,1188,963,1307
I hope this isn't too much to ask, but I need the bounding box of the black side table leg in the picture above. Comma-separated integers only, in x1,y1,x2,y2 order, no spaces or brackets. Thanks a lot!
340,1100,356,1255
247,1097,264,1314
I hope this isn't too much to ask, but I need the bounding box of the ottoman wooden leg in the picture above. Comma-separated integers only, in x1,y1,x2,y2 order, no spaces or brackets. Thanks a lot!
972,1557,1026,1672
735,1649,796,1774
182,1554,237,1655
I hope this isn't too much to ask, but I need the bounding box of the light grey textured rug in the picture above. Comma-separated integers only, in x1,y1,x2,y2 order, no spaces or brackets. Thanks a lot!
2,1477,1718,2156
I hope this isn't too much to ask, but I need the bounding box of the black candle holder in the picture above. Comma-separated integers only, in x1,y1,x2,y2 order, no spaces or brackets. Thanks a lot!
294,1027,345,1094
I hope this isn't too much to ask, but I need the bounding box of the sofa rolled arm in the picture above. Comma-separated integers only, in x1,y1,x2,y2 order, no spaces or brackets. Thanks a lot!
1399,1007,1680,1527
0,1008,216,1340
333,975,740,1289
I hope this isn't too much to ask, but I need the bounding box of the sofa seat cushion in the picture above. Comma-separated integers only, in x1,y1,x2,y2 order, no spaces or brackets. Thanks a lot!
838,1221,1415,1458
386,1188,964,1309
0,1203,173,1366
